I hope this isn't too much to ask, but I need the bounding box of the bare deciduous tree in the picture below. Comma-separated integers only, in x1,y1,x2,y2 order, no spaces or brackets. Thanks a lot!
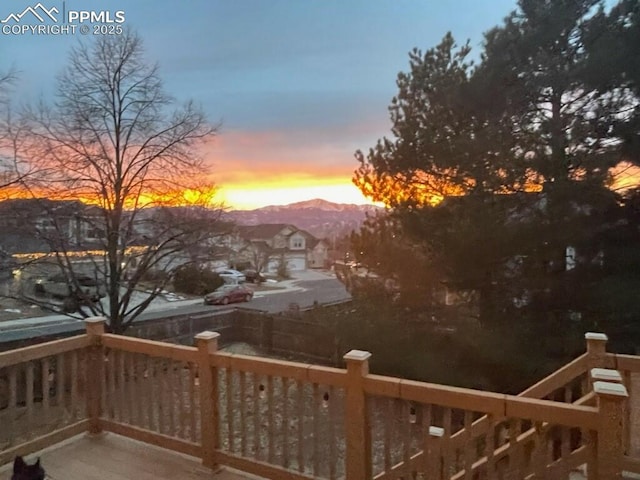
0,68,34,193
244,241,273,276
22,31,220,333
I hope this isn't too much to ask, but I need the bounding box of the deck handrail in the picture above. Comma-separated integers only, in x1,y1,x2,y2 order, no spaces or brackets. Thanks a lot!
0,335,90,369
0,318,635,479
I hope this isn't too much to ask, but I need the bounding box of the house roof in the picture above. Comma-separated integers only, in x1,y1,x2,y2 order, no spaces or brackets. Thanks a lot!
238,239,271,252
236,224,296,240
237,223,322,242
300,231,322,249
0,198,102,217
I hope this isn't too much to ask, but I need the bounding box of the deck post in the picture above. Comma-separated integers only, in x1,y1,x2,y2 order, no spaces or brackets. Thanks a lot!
85,317,106,434
344,349,372,480
426,426,444,479
593,381,628,479
585,332,608,373
195,331,220,470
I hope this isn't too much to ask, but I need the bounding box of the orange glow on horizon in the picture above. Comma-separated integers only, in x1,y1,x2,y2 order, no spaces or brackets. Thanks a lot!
0,177,379,211
218,178,378,210
8,161,637,212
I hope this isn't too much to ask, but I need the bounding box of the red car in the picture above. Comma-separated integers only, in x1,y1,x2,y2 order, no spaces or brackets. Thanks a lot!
204,284,253,305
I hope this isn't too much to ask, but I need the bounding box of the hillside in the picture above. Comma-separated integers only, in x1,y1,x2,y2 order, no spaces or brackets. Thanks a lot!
226,199,382,239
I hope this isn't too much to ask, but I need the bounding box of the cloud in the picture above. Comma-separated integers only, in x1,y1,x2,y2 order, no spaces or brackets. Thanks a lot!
202,115,389,187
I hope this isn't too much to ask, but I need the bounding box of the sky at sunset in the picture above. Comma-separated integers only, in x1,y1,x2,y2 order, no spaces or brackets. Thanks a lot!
1,0,519,209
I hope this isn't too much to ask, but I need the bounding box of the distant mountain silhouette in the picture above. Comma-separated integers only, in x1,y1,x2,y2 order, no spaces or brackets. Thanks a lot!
226,199,382,239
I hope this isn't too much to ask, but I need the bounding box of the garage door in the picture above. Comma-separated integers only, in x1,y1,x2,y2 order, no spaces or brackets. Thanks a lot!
287,256,306,271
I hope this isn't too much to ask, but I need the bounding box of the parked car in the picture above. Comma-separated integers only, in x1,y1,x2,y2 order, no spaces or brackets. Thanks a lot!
204,284,253,305
35,273,106,301
216,268,246,284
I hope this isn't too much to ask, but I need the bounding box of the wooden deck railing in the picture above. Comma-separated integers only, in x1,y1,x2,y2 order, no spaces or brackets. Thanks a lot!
0,317,636,479
0,334,91,465
606,352,640,475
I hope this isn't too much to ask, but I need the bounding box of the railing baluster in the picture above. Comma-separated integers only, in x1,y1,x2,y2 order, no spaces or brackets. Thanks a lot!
176,361,185,438
463,410,474,479
109,350,116,421
101,351,108,418
70,350,79,420
81,348,89,417
442,407,452,478
158,358,165,434
485,416,496,478
159,359,168,435
41,358,50,414
167,360,176,437
107,350,116,419
56,352,65,411
25,361,34,424
623,369,632,455
561,386,572,474
581,374,589,398
402,401,412,478
312,382,320,477
532,421,546,479
162,358,170,434
146,356,154,431
117,350,126,423
239,370,247,457
111,350,118,422
268,375,275,465
135,354,145,428
427,423,444,480
253,372,261,460
421,403,432,474
296,379,304,473
328,385,337,480
226,367,234,453
546,427,555,466
8,365,18,443
383,397,392,473
513,420,522,476
189,362,197,442
125,352,135,425
281,376,289,468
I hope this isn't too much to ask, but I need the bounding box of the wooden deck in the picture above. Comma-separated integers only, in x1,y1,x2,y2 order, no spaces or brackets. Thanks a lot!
0,433,261,480
1,323,639,479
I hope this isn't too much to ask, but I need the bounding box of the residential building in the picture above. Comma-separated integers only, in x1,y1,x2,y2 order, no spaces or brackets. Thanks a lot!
231,223,329,272
0,198,104,253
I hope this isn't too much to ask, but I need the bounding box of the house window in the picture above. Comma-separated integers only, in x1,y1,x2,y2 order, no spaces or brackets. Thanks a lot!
292,238,303,249
86,228,104,239
38,219,56,230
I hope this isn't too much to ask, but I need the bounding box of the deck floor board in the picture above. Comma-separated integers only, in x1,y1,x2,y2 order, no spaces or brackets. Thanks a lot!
0,433,259,480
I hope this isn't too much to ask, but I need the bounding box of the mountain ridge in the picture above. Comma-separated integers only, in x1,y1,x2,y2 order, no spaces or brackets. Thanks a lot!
226,198,382,239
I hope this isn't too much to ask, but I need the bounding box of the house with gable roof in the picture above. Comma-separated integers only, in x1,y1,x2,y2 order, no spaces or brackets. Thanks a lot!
0,198,105,254
231,223,329,273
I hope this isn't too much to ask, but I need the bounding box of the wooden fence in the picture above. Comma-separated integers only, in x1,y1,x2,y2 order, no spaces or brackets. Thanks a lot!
0,317,637,479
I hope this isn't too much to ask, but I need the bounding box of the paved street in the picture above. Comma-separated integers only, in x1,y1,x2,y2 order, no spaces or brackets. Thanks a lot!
0,270,351,343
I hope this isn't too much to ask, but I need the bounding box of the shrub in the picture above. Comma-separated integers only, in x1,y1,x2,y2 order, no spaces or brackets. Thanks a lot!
173,264,223,296
141,268,169,283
